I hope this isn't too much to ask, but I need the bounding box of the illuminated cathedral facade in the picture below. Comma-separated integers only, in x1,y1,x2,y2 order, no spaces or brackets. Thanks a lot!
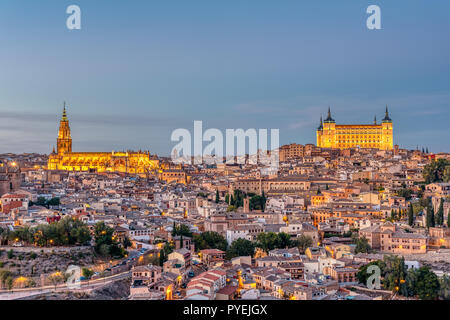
316,107,394,150
48,104,160,175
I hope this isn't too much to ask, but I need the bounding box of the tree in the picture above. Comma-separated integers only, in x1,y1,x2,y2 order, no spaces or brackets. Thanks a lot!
276,232,292,249
408,204,414,227
193,232,227,252
10,216,91,246
436,198,444,226
438,275,450,300
357,260,385,286
47,197,60,207
390,209,396,221
261,191,266,212
82,268,94,279
159,242,174,266
0,227,9,245
413,266,440,300
48,272,65,290
0,269,13,288
5,276,13,291
171,222,176,236
383,255,407,293
423,159,450,184
256,232,279,252
426,204,435,228
295,234,313,253
249,195,265,211
229,189,245,208
36,197,47,207
122,236,132,249
226,238,255,259
159,249,165,267
172,224,193,237
93,222,125,258
354,236,372,254
215,190,220,203
397,188,413,200
448,208,450,227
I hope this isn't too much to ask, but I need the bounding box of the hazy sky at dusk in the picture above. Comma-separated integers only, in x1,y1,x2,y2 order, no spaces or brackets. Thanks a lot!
0,0,449,155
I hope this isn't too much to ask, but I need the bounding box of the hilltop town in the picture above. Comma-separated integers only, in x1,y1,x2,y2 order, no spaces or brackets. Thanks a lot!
1,139,449,300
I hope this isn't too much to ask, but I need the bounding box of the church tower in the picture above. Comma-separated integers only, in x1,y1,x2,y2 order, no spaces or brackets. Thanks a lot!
319,106,336,148
57,102,72,155
381,105,393,150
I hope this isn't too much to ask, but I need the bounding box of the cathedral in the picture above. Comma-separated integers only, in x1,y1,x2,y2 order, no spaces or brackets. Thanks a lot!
316,106,393,150
48,104,160,175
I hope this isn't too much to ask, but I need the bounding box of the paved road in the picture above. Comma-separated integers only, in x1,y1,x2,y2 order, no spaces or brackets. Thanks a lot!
0,271,131,300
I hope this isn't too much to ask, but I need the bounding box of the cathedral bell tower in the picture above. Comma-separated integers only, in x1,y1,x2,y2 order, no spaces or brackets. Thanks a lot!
57,102,72,154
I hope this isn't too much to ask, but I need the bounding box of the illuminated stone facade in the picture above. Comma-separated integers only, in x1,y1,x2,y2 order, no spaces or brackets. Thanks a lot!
316,107,393,150
0,160,21,196
48,105,160,175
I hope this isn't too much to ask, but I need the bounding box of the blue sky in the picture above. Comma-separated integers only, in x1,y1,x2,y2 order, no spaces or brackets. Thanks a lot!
0,0,449,155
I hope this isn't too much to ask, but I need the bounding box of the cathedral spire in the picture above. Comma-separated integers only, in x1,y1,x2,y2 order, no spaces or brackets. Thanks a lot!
374,115,377,124
62,102,68,121
57,103,72,154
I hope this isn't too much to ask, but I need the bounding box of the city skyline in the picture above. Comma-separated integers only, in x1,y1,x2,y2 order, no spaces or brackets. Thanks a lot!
1,0,450,155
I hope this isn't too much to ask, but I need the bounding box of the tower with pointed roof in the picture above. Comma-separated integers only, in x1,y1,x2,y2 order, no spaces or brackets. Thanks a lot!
381,105,393,150
324,106,335,123
57,102,72,155
316,106,393,150
317,107,336,148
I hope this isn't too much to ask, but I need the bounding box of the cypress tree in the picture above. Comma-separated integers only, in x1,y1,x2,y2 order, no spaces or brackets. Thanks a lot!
436,198,444,226
408,204,414,226
159,249,165,266
171,222,177,236
426,204,435,228
215,190,220,203
261,191,266,212
447,208,450,227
